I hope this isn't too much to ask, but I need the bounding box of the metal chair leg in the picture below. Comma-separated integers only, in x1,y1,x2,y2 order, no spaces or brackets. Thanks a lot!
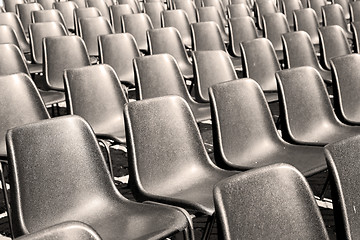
98,139,114,179
201,214,215,240
0,162,13,238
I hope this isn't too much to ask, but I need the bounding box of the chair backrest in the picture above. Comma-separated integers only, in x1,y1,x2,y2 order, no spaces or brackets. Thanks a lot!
161,9,192,48
118,0,141,13
99,33,140,86
350,1,360,22
43,35,91,91
254,0,277,29
213,164,329,240
197,6,228,42
240,38,279,91
6,115,120,236
352,21,360,53
0,25,21,49
64,64,128,136
333,0,350,20
87,0,111,21
110,4,133,33
228,16,257,57
193,50,237,102
325,135,360,240
0,12,30,53
318,25,351,70
0,43,30,76
227,3,251,18
275,66,339,144
202,0,227,26
322,4,348,31
173,0,197,23
31,9,68,31
70,0,87,8
281,0,302,28
3,0,25,12
78,16,113,56
308,0,326,23
293,8,320,45
191,21,226,51
121,13,153,52
15,3,44,35
0,73,49,159
74,7,102,35
144,2,165,28
330,54,360,125
53,1,79,32
263,12,290,52
36,0,56,9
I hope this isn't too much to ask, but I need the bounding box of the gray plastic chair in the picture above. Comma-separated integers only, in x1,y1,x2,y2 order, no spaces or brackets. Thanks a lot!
70,0,87,8
15,3,44,35
31,9,68,31
293,8,320,49
87,0,111,21
281,0,302,29
118,0,141,13
350,1,360,22
53,1,79,33
308,0,326,23
3,0,25,12
322,4,352,39
198,6,228,43
227,3,251,18
37,0,56,9
254,0,277,29
144,2,164,28
352,21,360,53
173,0,197,23
202,0,227,26
73,7,102,35
333,0,350,21
110,4,134,33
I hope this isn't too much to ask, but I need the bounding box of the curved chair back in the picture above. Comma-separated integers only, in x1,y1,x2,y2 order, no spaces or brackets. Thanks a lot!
70,0,87,8
350,1,360,22
144,2,165,28
228,16,257,57
0,44,29,76
308,0,326,23
322,4,350,34
31,9,68,31
78,16,113,56
352,21,360,53
227,3,251,18
254,0,277,29
36,0,56,10
15,3,44,35
191,21,226,51
74,7,102,35
281,0,302,28
173,0,197,23
110,4,133,33
43,36,91,91
3,0,25,12
202,0,227,26
263,12,290,53
53,1,79,32
214,164,329,240
99,33,140,86
293,8,320,45
333,0,350,20
118,0,141,13
87,0,111,21
240,38,279,91
197,6,228,43
0,25,21,49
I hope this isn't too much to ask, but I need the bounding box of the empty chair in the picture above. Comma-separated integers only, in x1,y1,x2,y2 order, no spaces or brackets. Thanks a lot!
31,9,68,31
15,3,44,35
87,0,111,21
74,7,102,35
282,31,332,83
148,27,193,79
198,6,228,43
144,2,165,28
134,54,211,122
333,0,350,21
209,79,326,174
3,0,25,12
53,1,79,33
293,8,320,49
0,25,21,49
43,35,91,91
325,136,360,240
308,0,326,23
254,0,277,29
118,0,141,13
263,12,290,61
322,4,352,39
352,21,360,53
36,0,56,9
192,50,237,102
99,33,140,87
173,0,197,23
78,16,113,57
202,0,227,27
6,115,191,239
70,0,87,8
124,95,236,239
276,66,360,145
318,25,351,70
122,13,153,53
350,1,360,22
161,9,192,49
228,16,258,57
214,164,329,240
281,0,303,29
64,64,128,144
110,4,133,33
227,3,251,18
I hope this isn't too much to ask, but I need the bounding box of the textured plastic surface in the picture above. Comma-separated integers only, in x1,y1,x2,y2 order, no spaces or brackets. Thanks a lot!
37,0,56,10
31,9,67,30
118,0,141,13
73,7,102,35
87,0,111,21
322,4,352,38
144,2,164,28
214,164,330,240
228,16,257,57
228,4,251,18
0,25,21,48
350,1,360,22
110,5,133,33
281,0,302,28
198,6,228,43
7,115,189,239
3,0,25,13
16,3,43,35
254,0,277,29
53,1,78,31
293,8,320,46
173,0,197,23
202,0,227,27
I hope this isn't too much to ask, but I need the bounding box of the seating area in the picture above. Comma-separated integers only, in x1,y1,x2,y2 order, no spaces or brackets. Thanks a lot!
3,0,360,238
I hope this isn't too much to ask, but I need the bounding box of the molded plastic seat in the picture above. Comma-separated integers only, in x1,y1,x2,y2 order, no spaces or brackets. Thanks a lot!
308,0,326,23
198,6,228,43
74,7,102,35
87,0,111,21
31,9,68,31
161,9,192,49
350,1,360,22
64,64,128,144
282,31,332,83
70,0,87,8
133,54,211,122
147,27,193,79
324,136,360,240
0,25,21,49
3,0,25,12
209,79,326,175
15,3,44,35
6,115,190,239
228,16,257,57
276,66,360,146
173,0,197,23
110,4,133,33
43,35,91,91
281,0,302,29
227,3,251,18
144,2,165,28
122,13,153,53
330,54,360,125
322,4,352,39
36,0,56,10
118,0,141,13
293,8,320,48
202,0,227,27
213,164,330,240
352,21,360,53
318,25,351,70
333,0,350,21
99,33,140,87
254,0,277,29
78,16,113,57
53,1,79,32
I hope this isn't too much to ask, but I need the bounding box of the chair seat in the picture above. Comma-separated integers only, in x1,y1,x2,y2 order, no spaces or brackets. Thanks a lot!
188,101,211,122
264,92,278,103
230,56,243,71
39,90,65,106
27,63,43,74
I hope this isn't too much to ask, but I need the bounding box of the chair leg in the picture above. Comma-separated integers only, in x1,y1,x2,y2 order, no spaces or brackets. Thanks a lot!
98,139,114,179
0,163,13,237
201,214,215,240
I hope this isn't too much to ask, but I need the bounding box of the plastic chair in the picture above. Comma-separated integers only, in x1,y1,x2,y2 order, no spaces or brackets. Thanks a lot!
147,27,193,79
70,0,87,8
15,3,44,35
118,0,141,13
15,222,102,240
73,7,102,35
281,0,302,29
198,6,228,43
64,64,128,144
133,54,211,122
263,12,290,61
110,4,133,33
254,0,277,29
173,0,197,23
0,25,21,50
192,50,237,103
37,0,56,9
3,0,25,12
201,0,227,27
213,164,329,240
350,1,360,22
6,115,192,240
53,1,79,33
240,38,279,101
31,9,68,32
43,35,91,91
209,79,327,174
276,66,360,145
293,8,320,49
227,3,251,18
121,13,153,53
318,25,351,70
124,95,236,239
333,0,350,21
282,31,332,84
228,16,258,57
161,9,192,49
0,12,30,53
322,4,352,39
78,16,113,57
308,0,326,23
87,0,111,21
324,135,360,240
352,21,360,53
144,2,165,28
